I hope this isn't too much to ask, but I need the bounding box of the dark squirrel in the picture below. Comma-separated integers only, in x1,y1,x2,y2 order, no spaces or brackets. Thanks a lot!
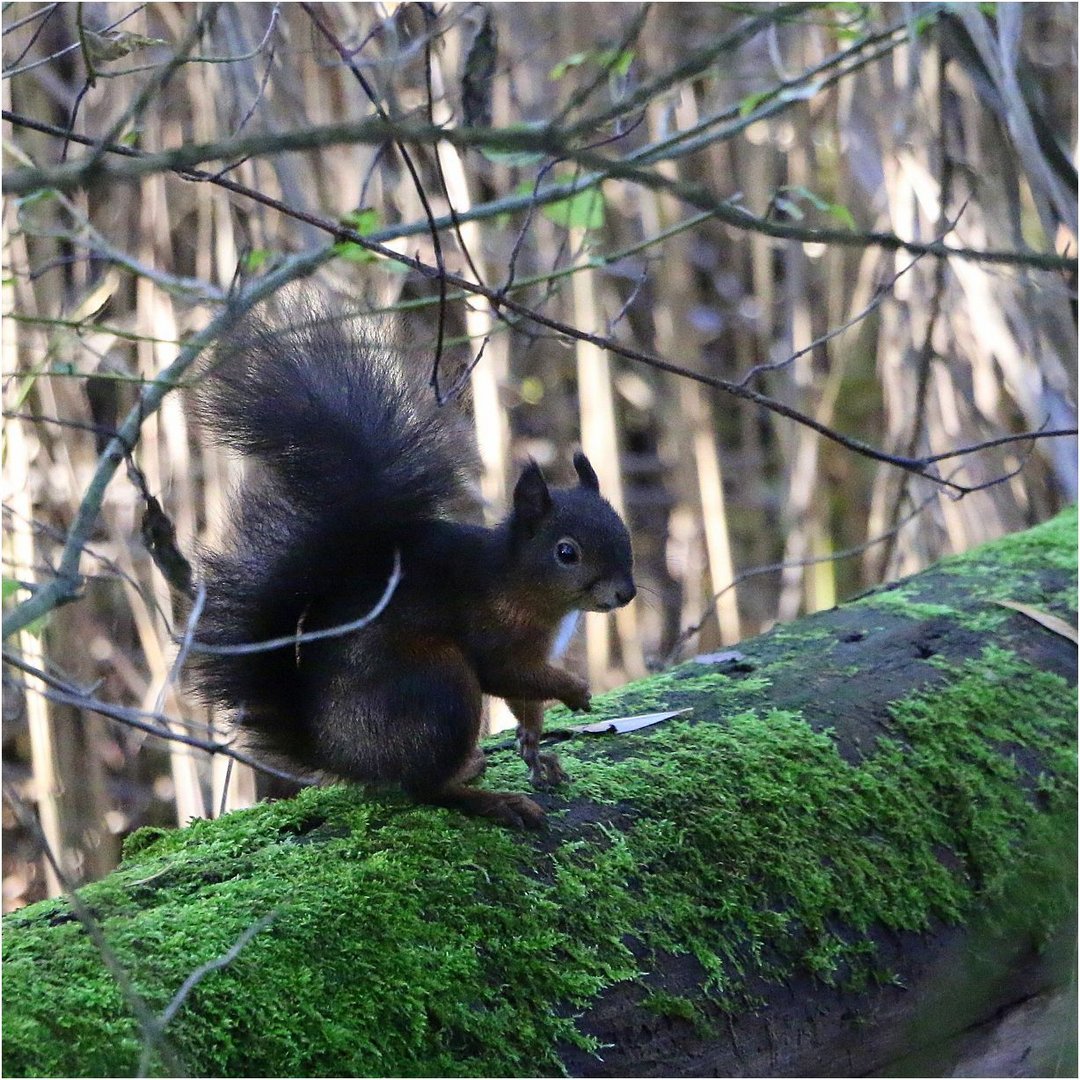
189,299,636,828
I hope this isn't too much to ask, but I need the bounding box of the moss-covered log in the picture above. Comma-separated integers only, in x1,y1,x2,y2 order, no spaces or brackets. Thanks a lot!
3,509,1077,1078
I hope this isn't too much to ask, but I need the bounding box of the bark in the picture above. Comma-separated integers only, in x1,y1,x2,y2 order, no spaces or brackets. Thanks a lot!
2,509,1076,1079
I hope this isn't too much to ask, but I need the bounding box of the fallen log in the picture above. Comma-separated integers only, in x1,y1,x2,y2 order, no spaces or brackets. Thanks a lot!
3,508,1076,1077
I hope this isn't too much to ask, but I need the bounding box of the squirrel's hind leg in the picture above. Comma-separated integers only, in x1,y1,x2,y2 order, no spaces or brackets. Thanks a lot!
406,733,544,829
454,747,488,783
418,783,545,830
390,657,545,829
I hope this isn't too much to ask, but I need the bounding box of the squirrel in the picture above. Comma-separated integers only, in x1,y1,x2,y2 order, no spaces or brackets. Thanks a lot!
188,297,636,829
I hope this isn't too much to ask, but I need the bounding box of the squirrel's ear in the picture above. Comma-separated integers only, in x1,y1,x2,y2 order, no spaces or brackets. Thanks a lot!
513,461,552,531
573,451,600,493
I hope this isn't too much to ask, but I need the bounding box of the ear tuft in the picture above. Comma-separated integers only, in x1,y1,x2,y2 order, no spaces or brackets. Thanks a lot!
512,460,552,532
573,451,600,493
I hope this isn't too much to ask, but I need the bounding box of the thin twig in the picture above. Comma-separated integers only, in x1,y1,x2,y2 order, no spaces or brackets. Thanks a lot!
3,649,309,784
3,245,337,641
183,548,402,656
299,3,454,403
736,245,933,388
2,3,60,39
217,757,235,818
157,583,206,714
2,781,186,1077
137,911,277,1076
661,490,943,667
920,424,1076,465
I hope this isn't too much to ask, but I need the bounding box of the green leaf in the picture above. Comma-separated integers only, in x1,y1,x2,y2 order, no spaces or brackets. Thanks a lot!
913,9,942,35
332,240,377,265
826,203,856,230
243,249,271,271
479,124,546,167
550,51,589,81
517,180,605,231
739,88,774,117
596,48,634,77
3,580,48,636
551,47,633,82
341,208,380,235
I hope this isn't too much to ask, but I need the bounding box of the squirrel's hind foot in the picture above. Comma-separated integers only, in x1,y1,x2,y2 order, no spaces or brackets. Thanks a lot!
421,784,545,829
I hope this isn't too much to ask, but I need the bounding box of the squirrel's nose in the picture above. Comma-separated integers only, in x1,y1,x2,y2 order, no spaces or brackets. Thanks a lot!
615,579,637,606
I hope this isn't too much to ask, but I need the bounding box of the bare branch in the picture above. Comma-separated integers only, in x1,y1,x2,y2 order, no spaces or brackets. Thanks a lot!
3,246,336,640
2,649,310,785
138,911,277,1076
183,549,402,656
4,114,1075,274
2,781,186,1077
920,425,1078,466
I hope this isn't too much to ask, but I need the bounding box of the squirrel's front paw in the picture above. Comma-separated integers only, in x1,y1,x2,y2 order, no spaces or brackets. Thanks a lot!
561,680,592,713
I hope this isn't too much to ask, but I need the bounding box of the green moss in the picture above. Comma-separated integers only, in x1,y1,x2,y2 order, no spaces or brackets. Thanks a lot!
944,503,1077,573
640,989,713,1035
3,513,1076,1078
642,989,699,1022
858,595,956,620
853,505,1078,632
6,789,619,1077
121,826,172,859
6,647,1073,1077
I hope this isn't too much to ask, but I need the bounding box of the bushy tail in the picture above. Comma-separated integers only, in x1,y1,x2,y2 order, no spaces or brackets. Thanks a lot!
193,296,464,523
187,298,466,745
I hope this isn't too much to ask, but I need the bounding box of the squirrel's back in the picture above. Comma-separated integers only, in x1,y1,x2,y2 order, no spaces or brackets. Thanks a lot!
189,300,469,760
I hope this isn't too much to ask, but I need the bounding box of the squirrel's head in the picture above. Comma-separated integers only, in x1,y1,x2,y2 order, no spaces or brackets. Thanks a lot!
508,452,636,615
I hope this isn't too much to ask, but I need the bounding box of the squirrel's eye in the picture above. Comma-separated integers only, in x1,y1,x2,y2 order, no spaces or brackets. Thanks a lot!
555,539,581,566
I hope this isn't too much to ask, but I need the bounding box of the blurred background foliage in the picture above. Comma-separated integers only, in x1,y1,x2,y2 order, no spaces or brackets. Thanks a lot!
2,2,1076,909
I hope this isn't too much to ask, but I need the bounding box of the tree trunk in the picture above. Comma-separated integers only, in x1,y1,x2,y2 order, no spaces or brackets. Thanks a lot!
3,509,1076,1079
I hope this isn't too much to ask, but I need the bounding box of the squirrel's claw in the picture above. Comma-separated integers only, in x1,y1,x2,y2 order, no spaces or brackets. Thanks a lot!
529,751,568,789
492,793,545,829
560,680,592,713
517,730,568,789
